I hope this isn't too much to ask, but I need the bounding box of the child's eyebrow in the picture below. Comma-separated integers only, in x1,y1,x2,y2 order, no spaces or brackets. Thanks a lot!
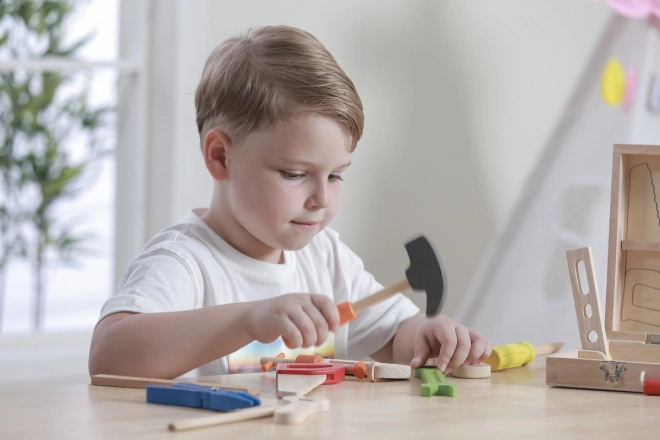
279,158,352,170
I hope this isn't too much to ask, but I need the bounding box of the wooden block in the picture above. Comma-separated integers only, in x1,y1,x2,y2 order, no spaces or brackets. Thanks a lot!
90,374,260,396
373,363,411,381
276,374,327,398
451,363,491,379
274,396,329,425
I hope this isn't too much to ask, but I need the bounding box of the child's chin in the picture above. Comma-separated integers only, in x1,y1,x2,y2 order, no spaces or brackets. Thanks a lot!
279,234,317,251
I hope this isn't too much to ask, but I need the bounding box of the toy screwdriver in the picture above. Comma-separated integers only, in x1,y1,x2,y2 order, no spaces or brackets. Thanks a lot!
484,342,564,372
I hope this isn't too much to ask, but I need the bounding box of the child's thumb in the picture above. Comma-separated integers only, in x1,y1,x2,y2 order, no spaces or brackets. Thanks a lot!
410,346,431,368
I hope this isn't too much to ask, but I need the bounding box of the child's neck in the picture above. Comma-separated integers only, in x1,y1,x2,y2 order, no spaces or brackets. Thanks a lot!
200,200,284,265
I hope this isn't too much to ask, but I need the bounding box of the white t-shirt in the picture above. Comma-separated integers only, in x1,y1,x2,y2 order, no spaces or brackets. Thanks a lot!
98,209,419,376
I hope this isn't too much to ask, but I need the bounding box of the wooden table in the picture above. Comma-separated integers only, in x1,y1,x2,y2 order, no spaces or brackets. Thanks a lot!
2,359,660,439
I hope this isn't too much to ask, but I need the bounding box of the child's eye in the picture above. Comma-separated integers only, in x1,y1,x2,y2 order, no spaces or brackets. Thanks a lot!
329,174,344,182
280,171,305,180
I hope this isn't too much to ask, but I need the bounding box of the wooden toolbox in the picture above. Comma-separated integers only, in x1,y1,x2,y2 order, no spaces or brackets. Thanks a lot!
547,144,660,393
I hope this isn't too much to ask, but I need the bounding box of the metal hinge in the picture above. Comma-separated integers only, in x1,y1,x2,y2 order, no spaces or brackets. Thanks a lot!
645,334,660,345
600,361,627,383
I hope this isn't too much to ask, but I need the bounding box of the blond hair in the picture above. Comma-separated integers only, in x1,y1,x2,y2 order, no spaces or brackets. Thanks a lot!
195,25,364,150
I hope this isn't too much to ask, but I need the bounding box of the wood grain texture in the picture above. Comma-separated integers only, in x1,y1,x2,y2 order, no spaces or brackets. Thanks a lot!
6,362,660,438
547,349,660,393
608,340,660,363
621,240,660,252
606,151,626,334
352,279,410,313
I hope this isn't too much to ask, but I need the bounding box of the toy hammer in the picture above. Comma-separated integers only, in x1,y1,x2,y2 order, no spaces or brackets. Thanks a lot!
337,236,447,325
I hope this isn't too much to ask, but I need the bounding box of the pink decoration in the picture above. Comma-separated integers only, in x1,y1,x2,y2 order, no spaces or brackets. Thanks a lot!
591,0,660,18
622,66,637,112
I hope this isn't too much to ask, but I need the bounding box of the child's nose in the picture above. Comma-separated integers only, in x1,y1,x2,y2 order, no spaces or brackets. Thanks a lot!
307,182,330,209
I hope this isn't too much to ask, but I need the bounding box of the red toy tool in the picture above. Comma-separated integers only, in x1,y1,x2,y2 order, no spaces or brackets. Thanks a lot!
275,362,345,398
276,363,345,384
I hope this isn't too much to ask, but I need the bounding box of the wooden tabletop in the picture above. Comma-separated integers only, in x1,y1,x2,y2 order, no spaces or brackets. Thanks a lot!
2,359,660,439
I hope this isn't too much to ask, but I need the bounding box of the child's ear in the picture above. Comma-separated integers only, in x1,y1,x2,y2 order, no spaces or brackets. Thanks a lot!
203,128,232,181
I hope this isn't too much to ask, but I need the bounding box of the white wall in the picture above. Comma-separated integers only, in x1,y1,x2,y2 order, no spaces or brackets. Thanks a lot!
1,0,613,388
149,0,610,316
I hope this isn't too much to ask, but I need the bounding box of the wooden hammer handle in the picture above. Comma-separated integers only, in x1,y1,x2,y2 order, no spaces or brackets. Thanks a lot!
352,279,410,314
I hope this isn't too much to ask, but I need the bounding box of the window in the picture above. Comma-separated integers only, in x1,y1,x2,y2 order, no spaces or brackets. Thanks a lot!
0,0,147,333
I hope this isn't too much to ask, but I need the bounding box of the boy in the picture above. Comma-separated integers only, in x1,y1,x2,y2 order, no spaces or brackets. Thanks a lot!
89,25,491,379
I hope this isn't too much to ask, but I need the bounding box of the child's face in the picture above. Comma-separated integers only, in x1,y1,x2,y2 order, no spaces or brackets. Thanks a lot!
226,113,352,251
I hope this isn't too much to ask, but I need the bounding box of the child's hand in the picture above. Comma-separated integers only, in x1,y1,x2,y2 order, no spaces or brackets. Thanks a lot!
410,315,491,373
246,294,340,348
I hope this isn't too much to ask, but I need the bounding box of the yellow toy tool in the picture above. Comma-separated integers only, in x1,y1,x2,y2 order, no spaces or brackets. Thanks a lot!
484,342,564,372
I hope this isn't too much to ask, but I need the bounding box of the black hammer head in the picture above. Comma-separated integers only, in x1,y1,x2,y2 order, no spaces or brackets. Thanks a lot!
404,236,447,317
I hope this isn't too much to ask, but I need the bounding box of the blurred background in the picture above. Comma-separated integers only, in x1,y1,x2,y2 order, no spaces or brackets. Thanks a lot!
0,0,627,387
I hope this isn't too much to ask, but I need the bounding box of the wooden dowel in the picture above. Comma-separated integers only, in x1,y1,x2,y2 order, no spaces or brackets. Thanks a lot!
534,342,564,357
168,405,278,431
90,374,260,396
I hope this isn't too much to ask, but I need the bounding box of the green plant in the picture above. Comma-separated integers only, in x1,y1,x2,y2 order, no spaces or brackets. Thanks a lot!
0,0,113,331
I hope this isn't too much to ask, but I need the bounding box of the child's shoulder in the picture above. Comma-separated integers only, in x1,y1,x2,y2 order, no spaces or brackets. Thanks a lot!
139,210,217,264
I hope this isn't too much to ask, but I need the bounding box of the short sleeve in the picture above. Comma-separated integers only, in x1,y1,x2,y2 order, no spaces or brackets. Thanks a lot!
97,248,202,324
338,241,420,360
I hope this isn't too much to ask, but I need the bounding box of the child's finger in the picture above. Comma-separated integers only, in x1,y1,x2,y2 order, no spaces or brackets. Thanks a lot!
310,294,340,333
434,326,457,373
411,332,432,368
280,316,304,348
465,332,487,364
446,326,471,373
302,302,329,346
288,308,318,348
479,338,493,361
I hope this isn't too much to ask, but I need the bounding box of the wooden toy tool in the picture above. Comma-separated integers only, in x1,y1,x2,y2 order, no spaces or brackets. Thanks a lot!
168,395,329,431
336,235,447,325
276,362,345,398
566,247,611,358
260,355,410,381
147,383,260,411
414,367,457,397
484,342,564,372
90,374,260,396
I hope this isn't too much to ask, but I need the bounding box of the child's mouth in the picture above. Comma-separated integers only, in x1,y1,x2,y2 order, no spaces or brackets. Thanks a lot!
291,221,320,230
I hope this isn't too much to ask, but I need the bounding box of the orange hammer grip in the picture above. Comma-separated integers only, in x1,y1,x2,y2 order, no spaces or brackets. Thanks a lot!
337,302,357,326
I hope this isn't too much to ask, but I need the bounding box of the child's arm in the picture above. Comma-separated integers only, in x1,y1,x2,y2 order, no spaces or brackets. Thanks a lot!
89,294,339,379
372,313,492,374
